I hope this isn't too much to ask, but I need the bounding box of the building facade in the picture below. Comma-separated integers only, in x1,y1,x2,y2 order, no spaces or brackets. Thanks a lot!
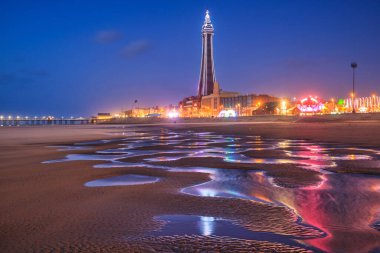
201,85,279,117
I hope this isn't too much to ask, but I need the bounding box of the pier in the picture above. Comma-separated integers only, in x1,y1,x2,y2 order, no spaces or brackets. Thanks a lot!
0,117,92,126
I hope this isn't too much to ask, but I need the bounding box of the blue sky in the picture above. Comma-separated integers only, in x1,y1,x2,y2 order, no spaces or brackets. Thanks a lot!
1,0,379,116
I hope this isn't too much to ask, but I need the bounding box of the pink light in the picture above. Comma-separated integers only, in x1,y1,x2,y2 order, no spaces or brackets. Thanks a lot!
297,96,324,113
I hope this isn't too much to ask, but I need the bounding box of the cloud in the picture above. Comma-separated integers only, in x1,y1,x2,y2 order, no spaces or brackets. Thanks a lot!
94,30,123,44
120,40,152,58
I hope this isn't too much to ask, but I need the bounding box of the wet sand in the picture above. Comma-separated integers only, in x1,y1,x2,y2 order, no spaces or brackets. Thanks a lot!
165,121,380,146
1,122,380,252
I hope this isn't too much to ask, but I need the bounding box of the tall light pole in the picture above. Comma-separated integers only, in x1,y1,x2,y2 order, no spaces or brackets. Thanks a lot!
351,62,357,113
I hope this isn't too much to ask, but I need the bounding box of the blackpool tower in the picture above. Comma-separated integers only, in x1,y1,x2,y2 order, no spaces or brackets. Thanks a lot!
198,10,217,97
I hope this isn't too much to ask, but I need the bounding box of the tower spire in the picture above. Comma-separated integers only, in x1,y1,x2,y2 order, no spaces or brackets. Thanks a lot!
202,10,214,31
198,10,216,97
205,10,211,24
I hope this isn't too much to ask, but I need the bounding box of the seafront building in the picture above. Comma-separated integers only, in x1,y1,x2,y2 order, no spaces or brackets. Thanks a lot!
199,82,279,117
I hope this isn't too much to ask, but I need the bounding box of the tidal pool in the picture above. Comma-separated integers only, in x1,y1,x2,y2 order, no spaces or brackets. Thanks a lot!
182,170,380,252
45,128,380,253
151,214,321,252
84,174,159,187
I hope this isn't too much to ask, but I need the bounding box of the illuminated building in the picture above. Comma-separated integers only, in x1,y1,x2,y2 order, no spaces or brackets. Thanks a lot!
277,99,300,115
123,105,177,118
296,96,325,115
96,113,112,120
198,10,217,97
200,82,279,117
179,96,201,117
344,95,380,113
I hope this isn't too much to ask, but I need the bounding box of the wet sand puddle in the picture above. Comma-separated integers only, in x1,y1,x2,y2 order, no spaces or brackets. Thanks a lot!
45,128,380,252
85,174,159,187
148,214,320,252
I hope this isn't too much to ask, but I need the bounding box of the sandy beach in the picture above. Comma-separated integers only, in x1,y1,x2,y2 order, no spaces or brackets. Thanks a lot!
1,121,380,252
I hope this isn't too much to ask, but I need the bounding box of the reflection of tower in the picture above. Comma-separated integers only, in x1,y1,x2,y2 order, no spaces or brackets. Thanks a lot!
198,10,216,97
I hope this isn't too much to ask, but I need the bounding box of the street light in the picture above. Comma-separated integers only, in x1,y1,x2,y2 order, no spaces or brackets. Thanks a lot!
236,103,241,116
351,62,357,113
281,100,287,115
372,94,377,112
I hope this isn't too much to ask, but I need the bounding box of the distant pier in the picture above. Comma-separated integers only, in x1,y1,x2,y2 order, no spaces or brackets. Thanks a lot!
0,117,92,126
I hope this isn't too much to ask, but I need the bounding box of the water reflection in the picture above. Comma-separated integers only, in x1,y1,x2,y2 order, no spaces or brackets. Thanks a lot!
199,216,215,236
183,171,380,253
45,128,380,253
85,174,159,187
48,145,92,151
152,215,320,251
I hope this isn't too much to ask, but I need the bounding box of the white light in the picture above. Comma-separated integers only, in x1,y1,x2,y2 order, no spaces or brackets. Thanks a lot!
199,216,215,236
218,109,236,118
199,188,216,197
167,111,179,118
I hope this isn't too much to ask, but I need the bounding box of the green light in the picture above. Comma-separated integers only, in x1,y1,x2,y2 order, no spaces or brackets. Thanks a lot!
338,99,344,105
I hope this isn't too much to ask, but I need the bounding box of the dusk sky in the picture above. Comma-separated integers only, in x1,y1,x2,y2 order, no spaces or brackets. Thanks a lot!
1,0,380,116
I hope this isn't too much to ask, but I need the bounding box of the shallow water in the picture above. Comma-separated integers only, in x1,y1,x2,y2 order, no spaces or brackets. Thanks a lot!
45,128,380,253
85,174,159,187
150,214,321,252
47,145,92,151
182,170,380,252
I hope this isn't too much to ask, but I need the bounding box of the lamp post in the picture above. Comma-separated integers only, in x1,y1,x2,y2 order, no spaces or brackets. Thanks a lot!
351,62,357,113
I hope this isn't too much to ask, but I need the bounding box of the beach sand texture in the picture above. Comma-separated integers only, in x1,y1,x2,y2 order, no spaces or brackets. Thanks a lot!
1,122,380,252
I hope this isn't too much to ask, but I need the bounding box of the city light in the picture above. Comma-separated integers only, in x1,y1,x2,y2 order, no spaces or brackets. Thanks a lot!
344,95,380,113
280,100,288,115
218,109,237,118
167,111,179,118
297,96,324,114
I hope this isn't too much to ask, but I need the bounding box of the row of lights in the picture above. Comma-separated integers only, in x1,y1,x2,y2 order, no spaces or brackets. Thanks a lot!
0,116,83,120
